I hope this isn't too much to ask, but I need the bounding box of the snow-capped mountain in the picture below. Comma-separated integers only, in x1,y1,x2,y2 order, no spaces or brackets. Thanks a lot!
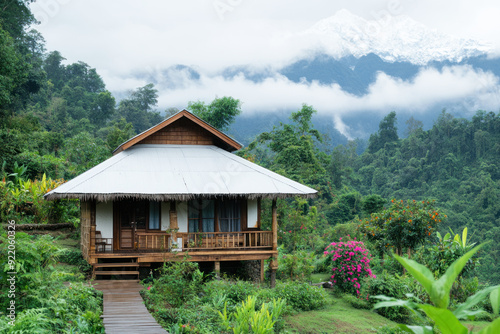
299,9,491,65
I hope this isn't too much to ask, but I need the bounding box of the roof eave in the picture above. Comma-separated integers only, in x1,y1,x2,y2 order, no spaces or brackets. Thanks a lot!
44,191,317,202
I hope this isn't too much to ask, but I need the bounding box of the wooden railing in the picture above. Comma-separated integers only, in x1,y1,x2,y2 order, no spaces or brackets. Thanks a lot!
94,231,273,253
136,232,170,252
178,231,273,250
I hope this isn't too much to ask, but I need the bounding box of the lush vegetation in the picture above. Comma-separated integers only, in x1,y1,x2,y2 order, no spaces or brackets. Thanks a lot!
0,232,103,333
141,260,328,333
373,243,500,333
241,106,499,284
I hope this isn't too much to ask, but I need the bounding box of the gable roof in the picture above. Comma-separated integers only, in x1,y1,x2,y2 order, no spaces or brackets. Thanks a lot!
113,109,242,154
44,144,317,201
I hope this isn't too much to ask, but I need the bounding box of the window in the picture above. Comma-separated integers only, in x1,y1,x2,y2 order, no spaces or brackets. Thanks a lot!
149,201,160,230
117,200,161,231
188,199,241,232
219,199,241,232
188,199,215,232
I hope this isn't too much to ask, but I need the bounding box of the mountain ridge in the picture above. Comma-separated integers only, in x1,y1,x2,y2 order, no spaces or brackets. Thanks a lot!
300,9,491,65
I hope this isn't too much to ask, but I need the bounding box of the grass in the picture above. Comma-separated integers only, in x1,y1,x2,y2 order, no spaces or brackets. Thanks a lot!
284,288,495,334
311,273,332,283
284,292,398,333
462,321,492,332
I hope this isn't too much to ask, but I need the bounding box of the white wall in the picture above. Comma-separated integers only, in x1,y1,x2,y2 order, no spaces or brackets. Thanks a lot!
177,201,188,232
96,202,113,239
247,199,259,228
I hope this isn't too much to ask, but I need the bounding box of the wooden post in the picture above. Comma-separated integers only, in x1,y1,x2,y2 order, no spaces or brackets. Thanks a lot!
169,201,178,249
272,199,278,252
90,225,96,255
214,261,221,279
260,259,265,283
271,199,278,288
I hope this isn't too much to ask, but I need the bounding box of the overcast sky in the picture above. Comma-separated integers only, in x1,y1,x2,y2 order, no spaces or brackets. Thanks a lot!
30,0,500,137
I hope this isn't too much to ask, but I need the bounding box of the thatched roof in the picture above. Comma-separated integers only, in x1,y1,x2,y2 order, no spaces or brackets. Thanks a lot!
44,144,317,201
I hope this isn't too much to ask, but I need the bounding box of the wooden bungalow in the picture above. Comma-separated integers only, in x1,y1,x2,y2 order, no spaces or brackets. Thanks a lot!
44,110,316,284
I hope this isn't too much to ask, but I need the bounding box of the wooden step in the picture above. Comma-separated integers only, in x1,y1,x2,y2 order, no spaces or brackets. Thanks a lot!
93,263,139,268
93,280,140,284
94,271,140,276
94,254,140,259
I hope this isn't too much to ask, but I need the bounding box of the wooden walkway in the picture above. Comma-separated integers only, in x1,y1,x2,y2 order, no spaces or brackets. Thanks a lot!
93,280,168,334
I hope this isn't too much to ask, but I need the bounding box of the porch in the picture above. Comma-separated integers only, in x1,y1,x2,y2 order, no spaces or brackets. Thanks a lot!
94,230,273,253
81,199,280,284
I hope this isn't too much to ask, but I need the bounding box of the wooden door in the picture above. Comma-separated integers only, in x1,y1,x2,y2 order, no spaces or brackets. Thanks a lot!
117,200,148,250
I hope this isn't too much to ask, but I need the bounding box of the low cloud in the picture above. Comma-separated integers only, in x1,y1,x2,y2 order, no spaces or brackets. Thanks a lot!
105,64,500,138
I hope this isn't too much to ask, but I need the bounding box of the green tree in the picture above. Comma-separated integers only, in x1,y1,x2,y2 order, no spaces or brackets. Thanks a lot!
329,141,357,189
188,96,241,131
104,118,135,151
89,91,115,125
65,61,105,93
62,132,110,175
362,194,386,214
249,104,326,185
117,83,162,133
165,106,179,118
368,111,399,153
326,192,362,225
43,50,66,90
0,25,30,115
0,0,36,40
359,199,445,258
405,115,423,137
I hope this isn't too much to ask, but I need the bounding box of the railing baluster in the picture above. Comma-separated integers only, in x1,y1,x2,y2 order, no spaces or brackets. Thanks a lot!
132,231,272,252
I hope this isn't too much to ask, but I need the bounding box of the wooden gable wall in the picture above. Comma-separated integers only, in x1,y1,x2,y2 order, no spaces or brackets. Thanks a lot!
138,117,215,146
113,110,242,155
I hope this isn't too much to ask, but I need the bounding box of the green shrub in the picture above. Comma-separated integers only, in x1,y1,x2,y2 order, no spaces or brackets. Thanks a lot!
342,294,371,309
277,250,315,281
59,248,92,274
219,295,286,334
145,271,327,332
157,301,223,334
202,279,257,306
269,280,327,311
414,228,479,279
318,223,361,253
369,254,404,276
313,252,332,273
450,276,480,305
362,271,413,323
0,233,104,333
1,173,73,224
144,260,203,308
372,243,500,334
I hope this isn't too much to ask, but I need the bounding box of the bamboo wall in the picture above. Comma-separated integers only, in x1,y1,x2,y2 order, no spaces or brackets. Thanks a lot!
80,201,91,262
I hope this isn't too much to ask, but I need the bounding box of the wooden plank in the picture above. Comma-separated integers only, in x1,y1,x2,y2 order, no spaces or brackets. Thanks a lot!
93,281,169,334
93,263,139,268
95,271,140,275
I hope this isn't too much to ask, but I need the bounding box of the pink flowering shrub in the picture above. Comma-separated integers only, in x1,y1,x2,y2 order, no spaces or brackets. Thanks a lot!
325,238,376,296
